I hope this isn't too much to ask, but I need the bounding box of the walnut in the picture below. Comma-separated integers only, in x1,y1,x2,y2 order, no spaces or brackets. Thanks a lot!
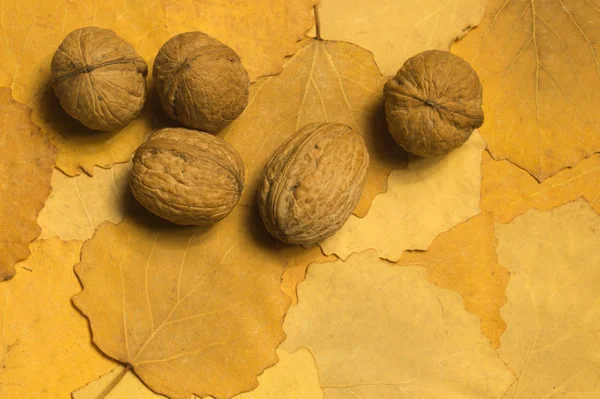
384,50,484,157
153,32,250,133
130,127,244,225
258,123,369,245
51,26,148,131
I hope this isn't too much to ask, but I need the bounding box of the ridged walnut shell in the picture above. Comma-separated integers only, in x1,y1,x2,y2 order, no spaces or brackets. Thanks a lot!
258,123,369,245
384,50,484,157
153,32,250,133
51,26,148,131
131,128,244,225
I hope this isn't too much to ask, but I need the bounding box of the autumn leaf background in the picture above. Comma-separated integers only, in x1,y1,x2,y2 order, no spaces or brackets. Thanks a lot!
1,0,600,398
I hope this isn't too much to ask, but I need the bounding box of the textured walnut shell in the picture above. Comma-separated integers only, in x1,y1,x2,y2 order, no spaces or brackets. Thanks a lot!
51,26,148,131
384,50,484,157
258,123,369,245
153,32,250,133
131,128,244,225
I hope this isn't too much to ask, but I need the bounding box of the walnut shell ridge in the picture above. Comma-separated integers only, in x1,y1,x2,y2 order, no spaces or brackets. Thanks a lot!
51,26,148,131
153,32,250,133
131,128,244,225
384,50,484,157
258,123,369,245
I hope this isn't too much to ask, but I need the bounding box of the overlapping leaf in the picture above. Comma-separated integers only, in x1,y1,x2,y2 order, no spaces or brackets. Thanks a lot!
453,0,600,181
279,245,336,305
283,250,516,398
495,199,600,398
321,131,485,261
316,0,488,75
38,162,132,240
0,0,318,175
0,87,57,281
72,348,323,399
0,239,116,399
398,212,510,348
481,151,600,222
73,205,291,399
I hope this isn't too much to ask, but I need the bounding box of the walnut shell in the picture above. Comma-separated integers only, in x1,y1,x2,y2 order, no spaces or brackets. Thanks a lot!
51,26,148,131
258,123,369,245
153,32,250,133
130,128,244,225
384,50,484,157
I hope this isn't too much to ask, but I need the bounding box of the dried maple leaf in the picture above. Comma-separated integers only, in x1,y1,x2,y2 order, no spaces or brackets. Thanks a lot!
315,0,487,76
0,87,57,281
495,199,600,398
481,151,600,223
0,0,318,176
398,212,510,348
283,250,516,398
222,37,407,217
72,348,323,399
452,0,600,181
38,162,132,241
320,131,485,261
0,238,116,399
73,205,291,399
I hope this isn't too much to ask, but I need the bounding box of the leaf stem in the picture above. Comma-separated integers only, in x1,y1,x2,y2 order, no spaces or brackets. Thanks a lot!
314,4,322,40
95,363,132,399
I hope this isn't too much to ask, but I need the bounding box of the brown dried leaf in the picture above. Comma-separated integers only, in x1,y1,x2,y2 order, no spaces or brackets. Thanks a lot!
221,38,407,217
0,87,57,281
495,199,600,398
481,151,600,223
452,0,600,181
0,238,116,399
72,205,291,399
398,212,510,348
315,0,487,76
283,250,516,398
0,0,318,175
320,131,485,261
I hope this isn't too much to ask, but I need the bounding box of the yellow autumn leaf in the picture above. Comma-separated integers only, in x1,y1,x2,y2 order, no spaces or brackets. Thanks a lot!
495,199,600,398
452,0,600,181
481,151,600,223
72,204,291,399
0,238,116,399
279,245,337,305
38,161,132,241
315,0,488,76
72,348,323,399
0,0,318,176
283,250,516,398
221,37,407,217
0,87,57,281
321,131,485,261
398,212,510,348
